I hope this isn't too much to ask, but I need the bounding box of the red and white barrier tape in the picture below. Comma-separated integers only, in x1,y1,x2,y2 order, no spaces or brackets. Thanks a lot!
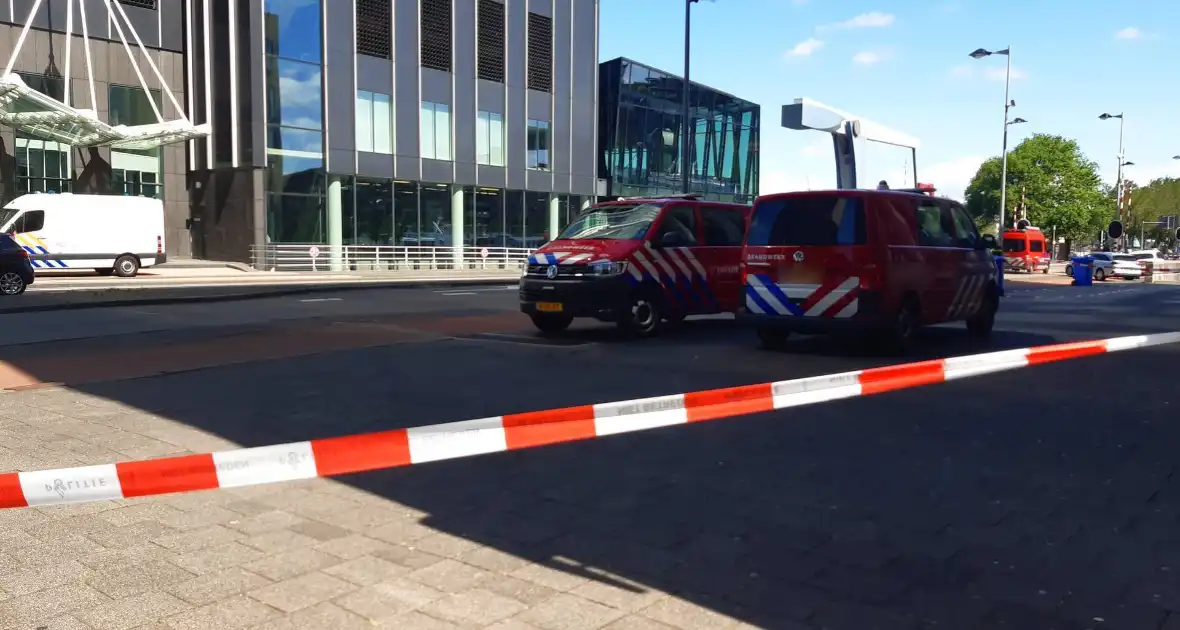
3,332,1178,509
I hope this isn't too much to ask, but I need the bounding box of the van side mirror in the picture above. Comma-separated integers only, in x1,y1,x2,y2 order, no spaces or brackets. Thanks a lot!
980,234,998,250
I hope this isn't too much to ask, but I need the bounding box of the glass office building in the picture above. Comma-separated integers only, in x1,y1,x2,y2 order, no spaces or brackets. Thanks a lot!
187,0,603,262
598,57,759,203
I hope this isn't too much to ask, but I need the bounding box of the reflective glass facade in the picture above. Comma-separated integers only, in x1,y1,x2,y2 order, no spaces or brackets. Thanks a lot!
263,0,326,243
598,58,759,203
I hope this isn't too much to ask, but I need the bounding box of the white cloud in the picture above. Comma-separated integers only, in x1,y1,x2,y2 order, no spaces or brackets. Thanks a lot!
761,170,828,194
985,66,1027,81
819,11,895,31
1115,27,1142,40
949,64,974,78
917,155,988,201
853,51,882,66
800,140,828,158
785,38,824,58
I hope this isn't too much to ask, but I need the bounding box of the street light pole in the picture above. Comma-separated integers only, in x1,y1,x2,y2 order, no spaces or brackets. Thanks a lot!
681,0,699,195
1100,113,1126,250
970,47,1012,234
998,49,1011,235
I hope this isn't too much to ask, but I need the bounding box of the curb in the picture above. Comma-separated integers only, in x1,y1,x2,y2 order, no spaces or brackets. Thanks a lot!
3,331,1177,509
3,277,519,314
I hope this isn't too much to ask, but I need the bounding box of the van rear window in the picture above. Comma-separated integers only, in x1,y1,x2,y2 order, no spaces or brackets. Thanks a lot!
746,195,865,247
1003,238,1025,252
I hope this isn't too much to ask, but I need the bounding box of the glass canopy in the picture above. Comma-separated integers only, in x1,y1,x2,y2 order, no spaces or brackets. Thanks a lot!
0,73,210,149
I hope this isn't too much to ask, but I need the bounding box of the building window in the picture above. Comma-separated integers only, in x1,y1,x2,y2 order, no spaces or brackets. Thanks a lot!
420,0,452,73
526,12,551,92
476,111,504,167
356,0,391,59
119,0,157,9
356,90,393,154
12,73,70,196
420,102,452,161
477,0,505,83
527,120,549,170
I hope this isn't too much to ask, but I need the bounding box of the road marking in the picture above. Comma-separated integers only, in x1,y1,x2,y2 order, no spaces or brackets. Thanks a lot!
300,298,342,303
432,285,516,294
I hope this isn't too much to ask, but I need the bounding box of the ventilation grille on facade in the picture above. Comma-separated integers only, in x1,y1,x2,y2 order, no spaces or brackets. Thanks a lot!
119,0,157,9
527,13,552,92
421,0,453,73
477,0,505,83
356,0,391,59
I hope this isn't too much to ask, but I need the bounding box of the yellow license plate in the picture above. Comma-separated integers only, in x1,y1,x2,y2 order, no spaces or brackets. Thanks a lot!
535,302,563,313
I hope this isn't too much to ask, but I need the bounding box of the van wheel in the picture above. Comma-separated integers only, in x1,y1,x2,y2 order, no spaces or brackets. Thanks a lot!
617,291,662,337
0,272,26,296
756,328,790,350
95,268,115,276
967,286,998,338
530,313,573,334
114,255,140,278
883,297,921,354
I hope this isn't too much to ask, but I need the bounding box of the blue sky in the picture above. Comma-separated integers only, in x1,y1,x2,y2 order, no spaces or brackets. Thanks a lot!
599,0,1180,200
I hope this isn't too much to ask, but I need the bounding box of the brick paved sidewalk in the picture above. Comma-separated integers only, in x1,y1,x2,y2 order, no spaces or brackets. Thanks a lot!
0,388,751,630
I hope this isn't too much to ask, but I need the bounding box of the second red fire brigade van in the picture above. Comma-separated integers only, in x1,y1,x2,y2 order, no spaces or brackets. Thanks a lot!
519,194,752,336
738,188,1000,351
1001,226,1050,273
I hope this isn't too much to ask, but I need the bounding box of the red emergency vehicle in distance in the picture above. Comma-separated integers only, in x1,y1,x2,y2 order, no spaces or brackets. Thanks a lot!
1001,225,1050,274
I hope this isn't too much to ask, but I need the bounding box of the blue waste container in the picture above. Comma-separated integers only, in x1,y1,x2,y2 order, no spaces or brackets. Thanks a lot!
993,255,1006,297
1071,255,1094,286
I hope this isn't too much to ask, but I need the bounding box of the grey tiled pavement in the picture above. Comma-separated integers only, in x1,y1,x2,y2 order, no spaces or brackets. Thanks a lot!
0,388,761,630
3,282,1180,629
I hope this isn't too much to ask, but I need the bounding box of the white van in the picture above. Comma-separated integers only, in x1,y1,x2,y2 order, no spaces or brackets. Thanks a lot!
0,193,165,277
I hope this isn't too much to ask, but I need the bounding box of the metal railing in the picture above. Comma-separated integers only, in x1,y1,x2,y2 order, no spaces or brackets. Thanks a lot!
249,244,536,273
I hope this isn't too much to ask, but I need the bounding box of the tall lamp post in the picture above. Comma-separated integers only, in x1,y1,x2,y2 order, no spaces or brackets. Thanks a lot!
1099,113,1126,250
681,0,700,195
970,47,1012,233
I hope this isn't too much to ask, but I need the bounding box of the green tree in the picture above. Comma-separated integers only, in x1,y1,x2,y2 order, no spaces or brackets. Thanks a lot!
964,134,1111,243
1124,177,1180,248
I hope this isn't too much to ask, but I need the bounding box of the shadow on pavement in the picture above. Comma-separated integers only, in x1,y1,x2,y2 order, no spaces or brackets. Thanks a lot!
4,284,1180,628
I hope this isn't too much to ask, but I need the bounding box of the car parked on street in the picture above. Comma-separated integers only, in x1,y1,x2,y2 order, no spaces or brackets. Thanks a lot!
1065,252,1142,281
0,233,35,295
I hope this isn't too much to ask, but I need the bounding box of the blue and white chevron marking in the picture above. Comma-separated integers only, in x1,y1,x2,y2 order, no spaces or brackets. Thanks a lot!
745,274,805,316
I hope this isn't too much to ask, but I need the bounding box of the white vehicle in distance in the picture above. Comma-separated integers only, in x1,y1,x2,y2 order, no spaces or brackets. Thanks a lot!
1082,252,1142,281
0,193,165,277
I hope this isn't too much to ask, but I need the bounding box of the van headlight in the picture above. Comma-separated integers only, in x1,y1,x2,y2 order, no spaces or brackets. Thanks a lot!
589,260,628,276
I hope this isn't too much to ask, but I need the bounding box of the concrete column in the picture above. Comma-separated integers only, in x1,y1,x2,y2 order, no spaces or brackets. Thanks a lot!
548,195,560,243
326,175,344,271
451,185,464,268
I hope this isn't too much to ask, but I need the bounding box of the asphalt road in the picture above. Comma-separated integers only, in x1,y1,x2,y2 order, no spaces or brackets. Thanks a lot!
3,280,1180,628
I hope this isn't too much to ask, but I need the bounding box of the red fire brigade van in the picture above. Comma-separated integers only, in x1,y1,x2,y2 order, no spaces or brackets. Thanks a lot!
1001,226,1050,273
738,188,1000,351
519,194,753,336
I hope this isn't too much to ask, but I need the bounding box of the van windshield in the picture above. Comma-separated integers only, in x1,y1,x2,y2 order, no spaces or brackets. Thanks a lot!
0,209,19,229
746,195,865,246
557,203,661,240
1002,238,1025,252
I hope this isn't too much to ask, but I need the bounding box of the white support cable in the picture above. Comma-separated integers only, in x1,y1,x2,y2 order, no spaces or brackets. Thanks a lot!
78,0,98,112
64,0,74,108
100,0,164,123
3,0,45,77
108,0,190,123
